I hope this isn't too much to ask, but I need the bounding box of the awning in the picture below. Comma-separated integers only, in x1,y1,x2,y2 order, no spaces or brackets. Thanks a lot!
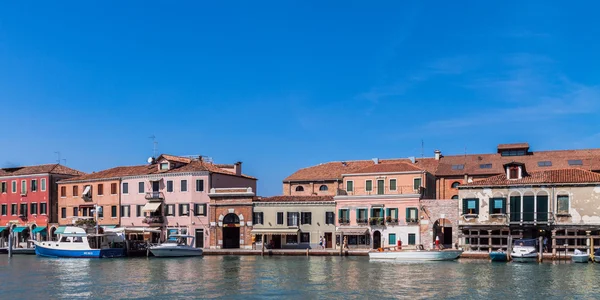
12,226,28,233
32,226,47,234
142,202,161,212
336,228,369,235
54,226,66,235
0,227,6,233
82,185,92,197
251,228,300,236
102,225,117,229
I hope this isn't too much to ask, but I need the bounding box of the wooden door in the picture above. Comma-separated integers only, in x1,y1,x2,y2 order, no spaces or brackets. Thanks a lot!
325,232,332,248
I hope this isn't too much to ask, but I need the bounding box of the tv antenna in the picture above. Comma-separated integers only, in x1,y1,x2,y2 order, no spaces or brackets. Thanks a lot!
149,135,158,158
55,152,61,164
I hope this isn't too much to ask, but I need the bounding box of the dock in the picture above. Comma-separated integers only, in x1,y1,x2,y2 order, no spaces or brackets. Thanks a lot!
203,249,370,256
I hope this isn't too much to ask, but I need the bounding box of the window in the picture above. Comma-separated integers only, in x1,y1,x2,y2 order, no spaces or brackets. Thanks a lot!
136,205,143,217
286,235,298,244
509,166,519,179
287,212,299,226
295,186,304,192
70,185,79,197
389,233,396,245
167,180,174,192
82,207,88,217
479,164,492,169
31,179,38,192
406,208,418,222
98,184,104,196
21,180,27,194
276,212,284,225
389,179,397,191
451,195,459,199
61,207,66,219
253,212,264,225
11,204,17,215
325,212,335,225
166,204,175,216
408,233,416,245
413,178,422,190
121,205,131,218
111,205,117,218
41,178,46,191
300,233,310,243
319,185,328,191
357,208,368,222
60,186,66,197
557,195,569,214
451,182,460,189
194,203,207,216
123,183,129,194
451,164,464,170
538,161,552,167
1,182,5,193
301,212,312,225
568,159,583,166
489,198,506,214
346,181,354,192
196,179,204,192
138,182,144,193
181,180,188,192
40,203,47,215
97,207,103,218
386,208,398,222
1,204,6,216
29,203,37,215
365,180,373,192
111,183,117,195
11,181,16,193
462,198,479,215
20,203,27,216
339,209,350,223
73,207,79,217
501,150,526,156
160,163,169,170
179,204,189,216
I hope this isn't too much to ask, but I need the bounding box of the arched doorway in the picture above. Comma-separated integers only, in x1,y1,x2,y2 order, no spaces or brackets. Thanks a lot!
222,213,240,249
433,218,453,248
373,231,381,249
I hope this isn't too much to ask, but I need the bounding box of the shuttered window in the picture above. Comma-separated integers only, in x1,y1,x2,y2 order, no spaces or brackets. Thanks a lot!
462,198,479,215
489,198,506,214
276,212,284,225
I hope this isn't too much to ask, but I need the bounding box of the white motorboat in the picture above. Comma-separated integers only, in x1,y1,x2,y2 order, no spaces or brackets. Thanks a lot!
571,249,589,263
511,239,538,263
33,226,126,258
369,249,463,261
149,235,203,257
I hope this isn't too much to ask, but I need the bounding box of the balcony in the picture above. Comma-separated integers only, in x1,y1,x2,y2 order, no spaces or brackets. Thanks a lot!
356,218,368,225
509,212,554,224
338,218,350,225
405,218,419,224
145,192,164,201
385,217,398,225
142,215,164,225
369,217,384,226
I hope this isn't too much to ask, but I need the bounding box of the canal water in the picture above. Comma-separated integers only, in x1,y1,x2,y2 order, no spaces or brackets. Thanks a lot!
0,256,598,299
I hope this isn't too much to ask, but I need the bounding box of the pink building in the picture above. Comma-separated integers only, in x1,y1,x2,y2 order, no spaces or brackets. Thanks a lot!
334,162,435,249
119,155,256,248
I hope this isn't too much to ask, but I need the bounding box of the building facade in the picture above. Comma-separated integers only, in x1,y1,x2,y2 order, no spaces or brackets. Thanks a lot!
252,196,336,249
208,187,256,249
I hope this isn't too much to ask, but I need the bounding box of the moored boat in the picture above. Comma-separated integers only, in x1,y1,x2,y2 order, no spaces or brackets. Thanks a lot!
490,251,508,262
149,235,203,257
33,226,126,258
511,239,538,263
368,249,462,261
571,249,589,263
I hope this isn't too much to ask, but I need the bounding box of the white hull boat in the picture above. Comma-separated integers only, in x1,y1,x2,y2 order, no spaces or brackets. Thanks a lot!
149,234,203,258
571,250,589,263
511,239,538,263
369,250,462,261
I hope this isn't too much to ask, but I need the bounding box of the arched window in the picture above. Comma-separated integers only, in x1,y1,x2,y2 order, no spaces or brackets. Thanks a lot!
451,182,460,189
451,195,459,199
223,213,240,224
319,185,328,191
295,186,304,192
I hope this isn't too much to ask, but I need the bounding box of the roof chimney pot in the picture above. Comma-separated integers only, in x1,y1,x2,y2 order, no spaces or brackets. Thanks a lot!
434,150,442,160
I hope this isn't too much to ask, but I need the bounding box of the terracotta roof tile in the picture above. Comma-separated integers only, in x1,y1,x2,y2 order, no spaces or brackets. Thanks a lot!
158,154,192,164
257,195,334,202
461,168,600,187
351,162,423,174
0,164,84,177
497,143,530,150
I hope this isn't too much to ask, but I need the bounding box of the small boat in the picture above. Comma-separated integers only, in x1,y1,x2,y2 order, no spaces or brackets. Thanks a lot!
33,226,126,258
594,249,600,263
490,251,508,262
571,249,589,263
149,235,203,257
368,249,462,261
511,239,538,263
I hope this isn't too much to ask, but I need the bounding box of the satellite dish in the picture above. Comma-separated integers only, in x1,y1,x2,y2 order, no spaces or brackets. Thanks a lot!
147,157,154,164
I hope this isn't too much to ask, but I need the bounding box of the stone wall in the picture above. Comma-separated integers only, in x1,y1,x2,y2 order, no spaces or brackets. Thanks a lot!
419,199,459,250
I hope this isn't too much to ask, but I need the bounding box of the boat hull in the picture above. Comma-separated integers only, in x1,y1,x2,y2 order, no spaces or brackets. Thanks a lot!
511,254,538,263
490,252,508,262
368,250,462,261
35,244,125,258
571,254,589,263
150,248,203,257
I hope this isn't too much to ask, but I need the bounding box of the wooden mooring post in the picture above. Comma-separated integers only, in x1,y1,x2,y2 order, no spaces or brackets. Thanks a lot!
261,234,265,257
507,236,512,261
538,236,543,262
339,233,344,257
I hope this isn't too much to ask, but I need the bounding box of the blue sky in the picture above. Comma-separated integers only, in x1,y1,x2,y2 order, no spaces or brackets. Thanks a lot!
1,1,599,196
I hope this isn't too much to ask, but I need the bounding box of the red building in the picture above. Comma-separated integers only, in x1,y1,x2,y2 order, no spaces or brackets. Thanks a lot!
0,164,83,245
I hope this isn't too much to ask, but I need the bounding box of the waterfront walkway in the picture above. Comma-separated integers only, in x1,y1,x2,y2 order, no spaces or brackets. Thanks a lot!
204,249,370,256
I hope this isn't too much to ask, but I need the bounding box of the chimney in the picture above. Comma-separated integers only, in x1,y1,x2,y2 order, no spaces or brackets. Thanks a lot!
234,162,242,176
372,158,379,164
434,150,442,160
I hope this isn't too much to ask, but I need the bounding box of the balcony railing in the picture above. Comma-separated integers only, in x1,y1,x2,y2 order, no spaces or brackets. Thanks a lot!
369,217,384,226
356,218,368,225
337,186,425,196
145,192,165,201
405,218,419,224
508,212,554,224
338,218,350,225
386,217,399,225
142,216,164,224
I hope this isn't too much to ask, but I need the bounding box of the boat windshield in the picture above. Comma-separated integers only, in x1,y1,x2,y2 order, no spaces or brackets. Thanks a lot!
164,237,188,245
514,239,537,247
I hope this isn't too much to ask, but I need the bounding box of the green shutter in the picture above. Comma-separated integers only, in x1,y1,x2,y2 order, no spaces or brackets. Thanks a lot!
475,199,479,214
346,209,350,220
385,208,390,217
414,208,418,220
489,198,494,215
405,207,409,222
338,209,342,221
462,199,468,215
502,198,507,214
